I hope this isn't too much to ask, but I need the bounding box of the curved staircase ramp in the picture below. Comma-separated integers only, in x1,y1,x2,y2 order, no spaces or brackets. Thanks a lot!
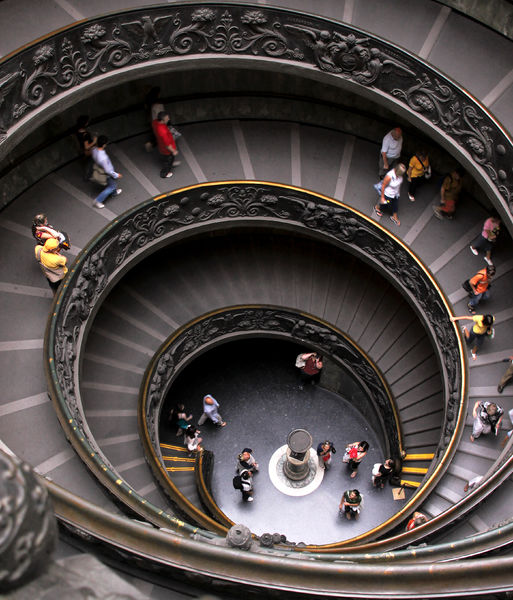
46,177,464,552
1,119,510,546
0,0,511,593
82,231,442,487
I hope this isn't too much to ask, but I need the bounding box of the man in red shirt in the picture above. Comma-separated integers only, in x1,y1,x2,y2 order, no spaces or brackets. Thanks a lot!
298,352,323,388
152,111,180,178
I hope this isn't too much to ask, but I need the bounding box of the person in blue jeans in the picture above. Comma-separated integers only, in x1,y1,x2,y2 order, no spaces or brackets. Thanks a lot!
91,135,123,209
467,265,494,314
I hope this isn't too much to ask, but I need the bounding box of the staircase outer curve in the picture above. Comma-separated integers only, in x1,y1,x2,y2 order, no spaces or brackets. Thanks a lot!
1,1,513,597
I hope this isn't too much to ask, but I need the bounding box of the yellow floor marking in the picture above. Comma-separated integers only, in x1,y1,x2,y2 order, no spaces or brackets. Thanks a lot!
160,443,188,452
403,453,434,460
166,466,195,472
400,479,421,488
401,466,428,474
162,456,196,462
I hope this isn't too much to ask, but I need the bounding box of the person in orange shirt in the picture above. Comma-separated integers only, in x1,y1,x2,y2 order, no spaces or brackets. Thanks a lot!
467,265,495,314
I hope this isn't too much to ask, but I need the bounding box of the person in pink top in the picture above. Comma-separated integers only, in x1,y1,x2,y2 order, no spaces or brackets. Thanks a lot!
152,111,180,178
470,215,501,266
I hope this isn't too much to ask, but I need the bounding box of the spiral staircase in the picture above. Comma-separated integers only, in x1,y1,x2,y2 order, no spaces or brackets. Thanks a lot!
1,1,513,597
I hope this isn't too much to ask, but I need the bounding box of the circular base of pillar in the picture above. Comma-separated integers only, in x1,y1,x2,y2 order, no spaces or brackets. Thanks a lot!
268,445,324,497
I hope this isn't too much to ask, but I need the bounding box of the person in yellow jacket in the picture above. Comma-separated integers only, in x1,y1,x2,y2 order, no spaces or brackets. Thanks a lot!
34,237,67,294
406,149,430,202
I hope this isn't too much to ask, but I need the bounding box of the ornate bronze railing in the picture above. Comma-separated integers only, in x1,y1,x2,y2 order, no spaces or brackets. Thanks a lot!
140,305,402,541
45,180,466,550
0,3,511,221
47,474,513,597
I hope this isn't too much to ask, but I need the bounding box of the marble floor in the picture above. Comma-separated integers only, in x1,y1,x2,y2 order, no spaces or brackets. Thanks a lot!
162,339,412,545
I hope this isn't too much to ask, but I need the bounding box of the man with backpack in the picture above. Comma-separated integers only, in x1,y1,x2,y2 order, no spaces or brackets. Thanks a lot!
466,265,495,314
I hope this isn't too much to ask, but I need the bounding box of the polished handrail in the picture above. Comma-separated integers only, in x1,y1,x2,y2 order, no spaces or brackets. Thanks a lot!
46,475,513,597
195,449,234,528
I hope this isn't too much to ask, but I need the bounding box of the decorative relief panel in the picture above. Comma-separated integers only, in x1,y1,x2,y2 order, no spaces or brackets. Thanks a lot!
0,4,511,211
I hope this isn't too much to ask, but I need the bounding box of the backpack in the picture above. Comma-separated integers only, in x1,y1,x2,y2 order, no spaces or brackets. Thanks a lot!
232,475,243,490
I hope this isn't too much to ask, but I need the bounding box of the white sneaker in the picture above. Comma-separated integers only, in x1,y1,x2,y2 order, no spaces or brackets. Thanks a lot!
484,256,493,266
113,188,122,196
408,194,415,202
93,201,105,209
470,246,478,255
165,172,173,178
247,496,253,502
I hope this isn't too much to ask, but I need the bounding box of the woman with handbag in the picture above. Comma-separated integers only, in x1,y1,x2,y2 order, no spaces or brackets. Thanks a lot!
343,441,369,478
406,149,430,202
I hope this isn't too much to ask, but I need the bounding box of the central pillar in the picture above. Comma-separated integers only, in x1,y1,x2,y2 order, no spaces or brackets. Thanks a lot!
283,428,313,481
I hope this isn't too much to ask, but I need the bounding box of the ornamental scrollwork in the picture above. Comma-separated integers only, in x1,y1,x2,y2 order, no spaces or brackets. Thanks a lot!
283,25,414,83
0,5,511,210
0,450,56,590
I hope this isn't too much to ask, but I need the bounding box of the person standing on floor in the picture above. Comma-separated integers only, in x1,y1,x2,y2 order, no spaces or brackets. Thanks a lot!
339,489,362,520
379,127,403,179
450,314,495,360
406,149,430,202
467,265,495,314
34,238,68,294
168,403,193,436
470,215,501,266
198,394,226,427
297,352,323,387
344,441,369,478
372,458,395,488
470,400,503,442
152,111,180,179
91,135,122,209
184,425,202,454
497,356,513,394
374,163,406,226
237,448,259,474
317,440,336,470
240,470,254,502
432,169,463,220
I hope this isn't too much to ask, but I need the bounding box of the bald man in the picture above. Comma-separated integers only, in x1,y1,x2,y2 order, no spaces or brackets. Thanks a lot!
197,394,226,427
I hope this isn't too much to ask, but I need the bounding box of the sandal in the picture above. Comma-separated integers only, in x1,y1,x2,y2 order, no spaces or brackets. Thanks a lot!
390,215,400,226
374,206,382,217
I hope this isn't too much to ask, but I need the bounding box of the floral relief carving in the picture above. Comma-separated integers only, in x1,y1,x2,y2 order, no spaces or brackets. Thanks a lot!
0,5,510,208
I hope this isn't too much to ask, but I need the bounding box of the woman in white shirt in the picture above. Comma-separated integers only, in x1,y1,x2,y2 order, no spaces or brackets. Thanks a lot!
374,163,406,226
